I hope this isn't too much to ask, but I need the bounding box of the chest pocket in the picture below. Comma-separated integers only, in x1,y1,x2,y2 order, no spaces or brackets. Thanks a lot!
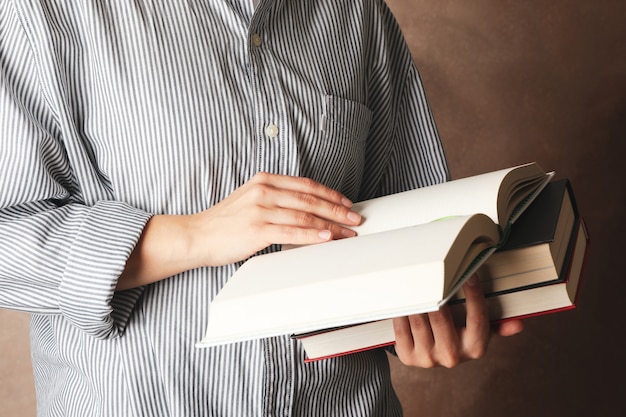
308,95,372,200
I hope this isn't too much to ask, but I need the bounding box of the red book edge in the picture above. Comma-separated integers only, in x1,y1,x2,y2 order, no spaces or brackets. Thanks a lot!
304,341,396,363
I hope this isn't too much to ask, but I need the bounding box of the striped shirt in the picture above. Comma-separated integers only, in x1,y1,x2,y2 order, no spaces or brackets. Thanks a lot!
0,1,449,416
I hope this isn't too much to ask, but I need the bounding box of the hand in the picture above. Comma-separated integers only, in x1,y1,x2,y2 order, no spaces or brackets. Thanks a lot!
118,173,362,290
191,172,362,266
392,274,524,368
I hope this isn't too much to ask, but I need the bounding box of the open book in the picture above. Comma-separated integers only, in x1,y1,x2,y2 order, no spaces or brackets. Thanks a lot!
196,162,554,349
447,178,578,306
294,180,589,361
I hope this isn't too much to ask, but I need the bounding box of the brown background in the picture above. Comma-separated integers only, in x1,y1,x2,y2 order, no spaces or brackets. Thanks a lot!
386,0,626,416
1,1,625,416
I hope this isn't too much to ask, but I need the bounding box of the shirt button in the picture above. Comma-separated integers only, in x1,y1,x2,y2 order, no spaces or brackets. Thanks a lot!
265,124,279,138
251,33,262,47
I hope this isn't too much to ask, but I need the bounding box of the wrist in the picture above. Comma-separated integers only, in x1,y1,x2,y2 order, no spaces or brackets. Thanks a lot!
117,214,206,290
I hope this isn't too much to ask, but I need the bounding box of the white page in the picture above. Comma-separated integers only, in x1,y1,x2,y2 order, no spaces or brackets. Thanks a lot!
197,215,488,347
350,166,515,237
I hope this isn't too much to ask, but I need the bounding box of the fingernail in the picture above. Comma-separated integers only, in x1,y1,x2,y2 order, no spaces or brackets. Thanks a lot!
346,211,361,223
341,198,353,208
318,230,332,240
341,228,357,238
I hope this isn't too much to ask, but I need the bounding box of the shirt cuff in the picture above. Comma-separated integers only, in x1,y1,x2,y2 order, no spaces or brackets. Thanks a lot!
59,200,153,339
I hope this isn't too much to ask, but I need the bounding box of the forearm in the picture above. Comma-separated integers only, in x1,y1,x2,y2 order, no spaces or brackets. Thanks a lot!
117,214,204,291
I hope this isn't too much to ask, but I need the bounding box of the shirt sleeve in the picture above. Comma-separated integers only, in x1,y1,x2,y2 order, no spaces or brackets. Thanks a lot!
358,0,450,201
0,4,152,339
358,1,450,359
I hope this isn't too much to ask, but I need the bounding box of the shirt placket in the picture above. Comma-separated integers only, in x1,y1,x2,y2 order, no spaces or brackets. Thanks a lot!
247,12,297,417
248,17,298,177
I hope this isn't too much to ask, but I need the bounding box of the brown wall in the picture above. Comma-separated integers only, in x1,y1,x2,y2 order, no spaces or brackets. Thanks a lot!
2,1,625,416
386,0,626,416
0,310,35,416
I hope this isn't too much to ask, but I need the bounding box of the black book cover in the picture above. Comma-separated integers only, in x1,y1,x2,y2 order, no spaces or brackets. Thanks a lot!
498,178,578,251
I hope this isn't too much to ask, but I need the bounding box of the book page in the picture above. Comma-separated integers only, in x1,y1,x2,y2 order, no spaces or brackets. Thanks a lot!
351,167,517,237
197,215,492,347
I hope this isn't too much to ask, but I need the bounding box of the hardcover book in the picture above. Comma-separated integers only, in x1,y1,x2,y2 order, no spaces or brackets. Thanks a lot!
295,180,589,361
196,162,554,349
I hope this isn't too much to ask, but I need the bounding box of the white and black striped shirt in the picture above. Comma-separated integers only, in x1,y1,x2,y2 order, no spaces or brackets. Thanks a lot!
0,1,449,416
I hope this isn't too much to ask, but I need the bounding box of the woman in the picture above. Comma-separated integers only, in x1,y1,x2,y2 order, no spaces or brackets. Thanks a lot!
0,1,522,416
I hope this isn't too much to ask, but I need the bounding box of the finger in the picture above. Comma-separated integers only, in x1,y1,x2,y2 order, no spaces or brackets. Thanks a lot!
392,315,436,367
260,223,357,246
249,183,362,227
276,190,361,226
426,307,462,368
258,223,336,245
459,274,490,359
264,207,357,239
250,172,354,209
493,319,524,337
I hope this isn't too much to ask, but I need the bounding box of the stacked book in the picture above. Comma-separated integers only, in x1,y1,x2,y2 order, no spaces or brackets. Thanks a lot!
195,163,589,361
